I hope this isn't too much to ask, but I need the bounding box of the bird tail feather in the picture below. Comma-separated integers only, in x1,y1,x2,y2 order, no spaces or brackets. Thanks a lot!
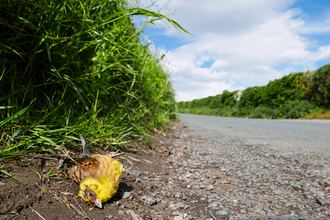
80,134,92,157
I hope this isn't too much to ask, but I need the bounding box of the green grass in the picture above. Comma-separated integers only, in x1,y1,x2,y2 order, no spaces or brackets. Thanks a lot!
0,0,191,180
177,100,317,119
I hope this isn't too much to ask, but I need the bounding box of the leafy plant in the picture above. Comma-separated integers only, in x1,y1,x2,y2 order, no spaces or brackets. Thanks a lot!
45,167,63,179
28,164,41,178
0,0,190,161
310,64,330,106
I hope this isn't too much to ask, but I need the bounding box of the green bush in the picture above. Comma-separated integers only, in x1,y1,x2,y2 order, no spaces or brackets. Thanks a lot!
239,86,264,108
238,73,305,109
294,70,314,99
178,99,315,119
311,64,330,106
191,96,214,108
209,95,223,108
277,100,315,119
221,90,237,107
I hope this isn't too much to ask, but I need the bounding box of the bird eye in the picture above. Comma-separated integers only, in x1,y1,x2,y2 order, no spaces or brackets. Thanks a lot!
89,191,96,199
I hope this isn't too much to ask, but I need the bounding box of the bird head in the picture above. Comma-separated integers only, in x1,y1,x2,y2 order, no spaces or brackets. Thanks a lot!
78,178,103,208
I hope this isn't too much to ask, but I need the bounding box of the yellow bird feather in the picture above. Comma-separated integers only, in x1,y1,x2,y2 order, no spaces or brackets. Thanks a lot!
67,134,123,208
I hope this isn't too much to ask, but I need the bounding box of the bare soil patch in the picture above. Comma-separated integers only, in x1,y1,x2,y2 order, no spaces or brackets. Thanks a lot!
0,124,182,220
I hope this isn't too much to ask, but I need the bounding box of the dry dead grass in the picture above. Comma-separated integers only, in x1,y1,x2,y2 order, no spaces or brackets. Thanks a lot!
300,109,330,119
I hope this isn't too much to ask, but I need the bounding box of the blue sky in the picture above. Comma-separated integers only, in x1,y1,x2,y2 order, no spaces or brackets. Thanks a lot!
141,0,330,102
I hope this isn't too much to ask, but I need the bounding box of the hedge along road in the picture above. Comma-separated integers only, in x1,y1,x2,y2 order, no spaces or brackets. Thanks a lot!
178,114,330,157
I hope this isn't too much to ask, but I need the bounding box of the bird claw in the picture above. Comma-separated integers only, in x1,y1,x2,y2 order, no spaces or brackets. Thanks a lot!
108,151,124,158
123,165,132,173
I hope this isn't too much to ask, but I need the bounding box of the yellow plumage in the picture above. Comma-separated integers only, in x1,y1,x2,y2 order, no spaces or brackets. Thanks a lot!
77,154,123,205
68,135,123,208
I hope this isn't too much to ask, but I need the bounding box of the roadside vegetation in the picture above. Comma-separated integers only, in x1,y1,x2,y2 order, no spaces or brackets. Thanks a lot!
178,65,330,119
0,0,190,171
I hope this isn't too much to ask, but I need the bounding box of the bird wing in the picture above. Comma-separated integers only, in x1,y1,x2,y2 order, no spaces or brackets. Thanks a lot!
67,157,100,184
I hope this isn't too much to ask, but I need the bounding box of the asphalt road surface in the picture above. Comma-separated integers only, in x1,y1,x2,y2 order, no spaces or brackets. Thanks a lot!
178,114,330,156
176,113,330,219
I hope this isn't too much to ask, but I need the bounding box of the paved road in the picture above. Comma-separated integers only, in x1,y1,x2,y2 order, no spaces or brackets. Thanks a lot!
176,114,330,219
178,114,330,156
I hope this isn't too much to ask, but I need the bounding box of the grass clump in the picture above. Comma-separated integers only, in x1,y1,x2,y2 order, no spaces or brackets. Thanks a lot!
0,0,190,165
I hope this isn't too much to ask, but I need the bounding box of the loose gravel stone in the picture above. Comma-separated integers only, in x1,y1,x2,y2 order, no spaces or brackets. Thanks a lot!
121,192,130,199
129,170,141,177
216,210,228,216
140,196,157,206
176,202,185,209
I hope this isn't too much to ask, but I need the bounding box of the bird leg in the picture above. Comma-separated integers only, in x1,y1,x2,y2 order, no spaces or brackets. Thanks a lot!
108,151,125,158
123,165,132,173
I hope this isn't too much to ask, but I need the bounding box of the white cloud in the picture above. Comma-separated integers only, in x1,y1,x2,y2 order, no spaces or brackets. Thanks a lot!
146,0,330,101
176,81,245,102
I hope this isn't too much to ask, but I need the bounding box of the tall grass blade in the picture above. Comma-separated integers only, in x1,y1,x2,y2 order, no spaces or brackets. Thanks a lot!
0,169,22,182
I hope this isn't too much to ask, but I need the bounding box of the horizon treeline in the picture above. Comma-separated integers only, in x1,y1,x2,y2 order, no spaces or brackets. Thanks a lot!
178,63,330,119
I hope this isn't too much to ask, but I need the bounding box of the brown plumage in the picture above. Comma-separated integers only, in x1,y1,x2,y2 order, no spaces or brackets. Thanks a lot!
67,134,123,208
68,157,100,184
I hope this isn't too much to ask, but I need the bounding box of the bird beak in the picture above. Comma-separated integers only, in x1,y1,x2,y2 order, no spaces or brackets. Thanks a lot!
94,198,102,209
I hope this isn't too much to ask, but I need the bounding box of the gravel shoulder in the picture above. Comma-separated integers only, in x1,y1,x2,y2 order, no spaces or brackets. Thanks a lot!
169,122,330,219
1,119,330,220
